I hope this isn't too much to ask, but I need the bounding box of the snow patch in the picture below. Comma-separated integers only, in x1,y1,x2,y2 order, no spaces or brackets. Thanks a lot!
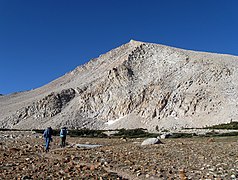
105,116,125,125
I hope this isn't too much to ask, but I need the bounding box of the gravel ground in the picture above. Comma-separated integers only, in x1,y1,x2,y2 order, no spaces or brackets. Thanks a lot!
1,131,238,179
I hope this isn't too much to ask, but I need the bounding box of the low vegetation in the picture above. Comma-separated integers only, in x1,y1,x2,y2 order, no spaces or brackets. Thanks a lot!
201,130,238,137
168,133,197,138
112,128,158,138
32,129,107,138
205,121,238,130
1,122,238,138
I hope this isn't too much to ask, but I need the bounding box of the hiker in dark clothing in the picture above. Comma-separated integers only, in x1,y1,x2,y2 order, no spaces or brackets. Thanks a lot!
60,127,67,148
43,127,53,152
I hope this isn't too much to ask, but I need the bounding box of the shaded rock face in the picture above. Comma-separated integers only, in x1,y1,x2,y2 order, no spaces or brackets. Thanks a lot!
0,88,75,128
1,40,238,130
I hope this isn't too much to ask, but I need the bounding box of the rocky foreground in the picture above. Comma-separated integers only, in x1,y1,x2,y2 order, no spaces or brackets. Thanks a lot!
1,131,238,179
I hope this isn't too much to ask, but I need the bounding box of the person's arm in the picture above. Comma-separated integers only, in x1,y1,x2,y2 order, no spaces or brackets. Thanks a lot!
43,130,46,138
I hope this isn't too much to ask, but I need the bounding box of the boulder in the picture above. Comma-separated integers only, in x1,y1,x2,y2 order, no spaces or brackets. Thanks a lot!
160,133,172,139
141,138,162,146
75,144,103,149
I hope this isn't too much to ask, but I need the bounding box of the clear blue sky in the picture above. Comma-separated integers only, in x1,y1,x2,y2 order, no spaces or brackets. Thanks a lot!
0,0,237,95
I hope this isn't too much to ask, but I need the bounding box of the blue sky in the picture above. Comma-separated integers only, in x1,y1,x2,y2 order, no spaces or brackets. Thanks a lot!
0,0,238,94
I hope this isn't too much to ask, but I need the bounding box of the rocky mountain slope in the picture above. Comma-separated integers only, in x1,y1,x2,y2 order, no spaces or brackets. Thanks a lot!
1,40,238,131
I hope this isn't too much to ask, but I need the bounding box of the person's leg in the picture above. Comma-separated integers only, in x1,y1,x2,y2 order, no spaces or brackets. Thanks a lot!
45,138,50,152
64,136,66,147
61,137,65,147
60,137,63,148
45,138,47,150
63,136,66,147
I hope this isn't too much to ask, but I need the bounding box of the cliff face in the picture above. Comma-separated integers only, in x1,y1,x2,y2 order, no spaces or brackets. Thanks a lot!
1,40,238,131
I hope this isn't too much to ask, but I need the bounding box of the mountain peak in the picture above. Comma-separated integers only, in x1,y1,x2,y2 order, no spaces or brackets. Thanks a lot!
1,40,238,131
128,39,144,46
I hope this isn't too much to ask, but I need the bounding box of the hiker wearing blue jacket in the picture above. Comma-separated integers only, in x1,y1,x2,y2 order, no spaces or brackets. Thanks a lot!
43,127,53,152
60,127,67,148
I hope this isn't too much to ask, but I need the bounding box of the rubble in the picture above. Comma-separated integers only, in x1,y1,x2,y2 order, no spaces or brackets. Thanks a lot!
1,131,238,179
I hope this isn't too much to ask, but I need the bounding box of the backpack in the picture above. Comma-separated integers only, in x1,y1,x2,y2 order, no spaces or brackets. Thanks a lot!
44,128,52,138
60,128,67,137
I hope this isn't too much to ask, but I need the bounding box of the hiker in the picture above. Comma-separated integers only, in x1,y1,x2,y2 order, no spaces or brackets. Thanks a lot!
60,127,67,148
43,127,53,152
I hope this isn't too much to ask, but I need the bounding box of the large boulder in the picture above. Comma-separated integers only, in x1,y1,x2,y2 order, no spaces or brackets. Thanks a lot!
160,133,172,139
141,138,162,146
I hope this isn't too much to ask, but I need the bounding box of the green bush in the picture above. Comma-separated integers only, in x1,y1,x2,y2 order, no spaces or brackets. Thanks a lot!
202,131,238,137
68,129,107,138
33,129,107,138
205,122,238,130
112,128,158,138
169,133,196,138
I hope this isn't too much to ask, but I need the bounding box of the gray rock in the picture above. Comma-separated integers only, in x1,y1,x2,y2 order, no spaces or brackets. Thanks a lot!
160,133,172,139
75,144,103,149
21,175,32,180
141,138,162,146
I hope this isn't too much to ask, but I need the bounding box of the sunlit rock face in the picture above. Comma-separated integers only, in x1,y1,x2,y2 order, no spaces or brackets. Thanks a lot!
1,40,238,131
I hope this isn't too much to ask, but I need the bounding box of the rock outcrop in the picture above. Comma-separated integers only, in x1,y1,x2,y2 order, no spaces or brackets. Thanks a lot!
0,88,75,128
0,40,238,130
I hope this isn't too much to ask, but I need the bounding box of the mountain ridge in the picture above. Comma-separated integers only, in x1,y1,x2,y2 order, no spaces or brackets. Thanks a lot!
1,40,238,131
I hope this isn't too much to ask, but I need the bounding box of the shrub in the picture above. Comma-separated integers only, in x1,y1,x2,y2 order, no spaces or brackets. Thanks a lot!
169,133,195,138
112,128,158,138
68,129,107,138
205,122,238,130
